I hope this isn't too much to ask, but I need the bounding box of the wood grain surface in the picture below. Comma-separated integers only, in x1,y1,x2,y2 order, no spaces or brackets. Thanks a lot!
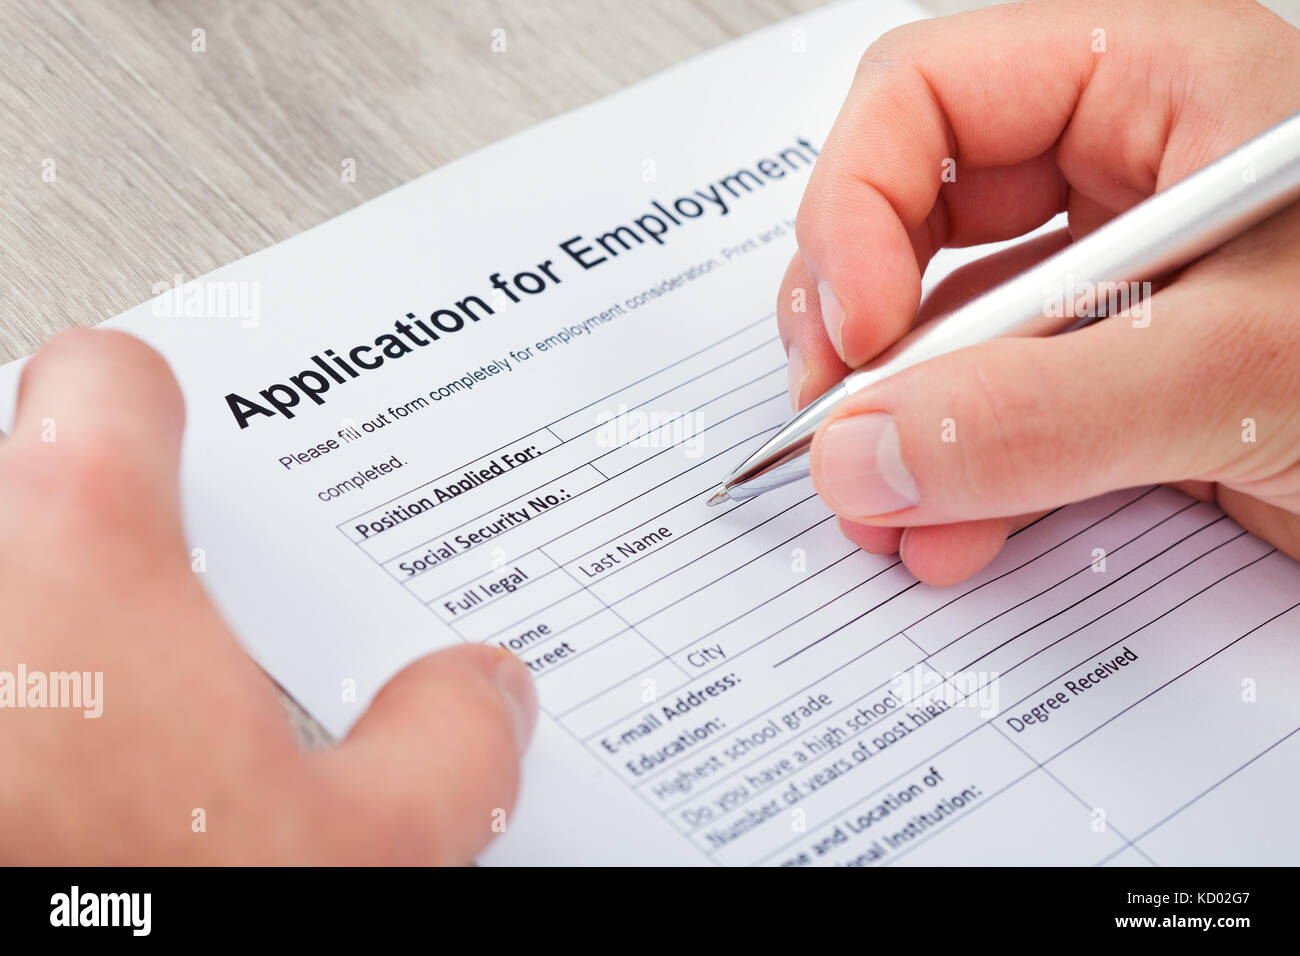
0,0,839,362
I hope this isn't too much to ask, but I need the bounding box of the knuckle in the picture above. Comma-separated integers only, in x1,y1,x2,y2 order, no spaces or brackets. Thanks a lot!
793,194,830,255
775,256,810,335
956,345,1058,509
860,21,925,71
794,184,860,276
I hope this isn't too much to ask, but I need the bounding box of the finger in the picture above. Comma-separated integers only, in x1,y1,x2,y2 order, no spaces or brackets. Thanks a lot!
824,231,1074,556
780,157,1068,387
9,328,184,458
780,228,1073,416
917,229,1074,323
900,519,1018,587
318,645,537,865
778,251,849,409
5,329,185,491
1065,190,1119,240
809,275,1299,527
838,517,901,555
1170,479,1217,503
794,0,1295,368
795,5,1089,367
0,329,187,552
0,329,293,761
898,510,1052,587
840,511,1049,586
1217,486,1300,564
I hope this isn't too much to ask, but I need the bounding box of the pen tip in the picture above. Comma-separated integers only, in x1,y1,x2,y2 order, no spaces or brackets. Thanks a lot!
706,486,730,507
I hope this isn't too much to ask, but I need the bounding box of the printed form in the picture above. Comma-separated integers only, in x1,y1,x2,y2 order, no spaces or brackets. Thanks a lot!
4,0,1299,866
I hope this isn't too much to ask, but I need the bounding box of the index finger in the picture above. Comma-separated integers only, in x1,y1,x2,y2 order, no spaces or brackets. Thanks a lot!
785,0,1223,380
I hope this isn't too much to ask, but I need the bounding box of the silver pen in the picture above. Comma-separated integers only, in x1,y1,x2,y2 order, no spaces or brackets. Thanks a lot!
707,111,1300,507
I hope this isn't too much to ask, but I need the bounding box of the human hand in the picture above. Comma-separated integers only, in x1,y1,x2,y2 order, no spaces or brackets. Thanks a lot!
0,329,536,863
779,0,1300,586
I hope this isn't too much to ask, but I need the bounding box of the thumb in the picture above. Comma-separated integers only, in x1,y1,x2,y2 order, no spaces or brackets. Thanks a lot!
0,328,188,562
8,328,185,471
809,278,1290,527
317,645,537,865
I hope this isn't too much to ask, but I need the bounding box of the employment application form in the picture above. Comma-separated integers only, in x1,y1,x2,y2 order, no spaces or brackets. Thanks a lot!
3,0,1298,865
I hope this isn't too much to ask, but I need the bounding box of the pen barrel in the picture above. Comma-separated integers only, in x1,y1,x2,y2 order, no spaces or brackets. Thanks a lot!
844,111,1300,397
721,112,1300,501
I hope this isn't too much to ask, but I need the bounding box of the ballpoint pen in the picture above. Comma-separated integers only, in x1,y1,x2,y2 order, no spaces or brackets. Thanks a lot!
706,111,1300,507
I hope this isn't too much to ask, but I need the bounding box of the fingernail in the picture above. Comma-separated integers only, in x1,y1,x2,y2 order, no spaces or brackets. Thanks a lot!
492,649,538,754
817,413,919,516
787,344,809,410
817,279,846,360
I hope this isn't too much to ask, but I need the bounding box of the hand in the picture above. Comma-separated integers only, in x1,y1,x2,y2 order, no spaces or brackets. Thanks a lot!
0,329,536,863
779,0,1300,586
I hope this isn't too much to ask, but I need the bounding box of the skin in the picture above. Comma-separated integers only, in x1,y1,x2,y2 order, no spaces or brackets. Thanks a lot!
3,0,1296,863
779,0,1300,586
0,330,537,863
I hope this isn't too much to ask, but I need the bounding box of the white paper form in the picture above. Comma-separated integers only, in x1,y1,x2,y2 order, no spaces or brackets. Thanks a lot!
4,0,1299,866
